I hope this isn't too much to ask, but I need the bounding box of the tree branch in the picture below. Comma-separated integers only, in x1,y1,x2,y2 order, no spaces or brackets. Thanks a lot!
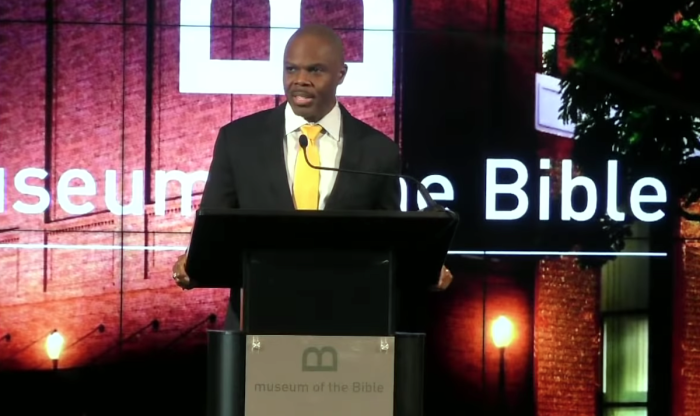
680,206,700,221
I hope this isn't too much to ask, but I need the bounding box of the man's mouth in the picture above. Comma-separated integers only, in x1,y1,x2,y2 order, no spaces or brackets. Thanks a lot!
291,92,314,106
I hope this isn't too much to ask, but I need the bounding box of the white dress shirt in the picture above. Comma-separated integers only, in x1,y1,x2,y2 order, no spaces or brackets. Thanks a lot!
284,102,343,210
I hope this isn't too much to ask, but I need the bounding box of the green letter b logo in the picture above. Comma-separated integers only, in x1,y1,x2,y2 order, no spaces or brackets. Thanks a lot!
301,346,338,372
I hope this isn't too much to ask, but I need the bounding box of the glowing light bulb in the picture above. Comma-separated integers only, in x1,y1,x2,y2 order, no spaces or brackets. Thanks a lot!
46,330,65,360
491,316,514,348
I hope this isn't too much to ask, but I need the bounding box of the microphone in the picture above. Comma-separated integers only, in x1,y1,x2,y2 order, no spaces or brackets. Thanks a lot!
299,134,447,212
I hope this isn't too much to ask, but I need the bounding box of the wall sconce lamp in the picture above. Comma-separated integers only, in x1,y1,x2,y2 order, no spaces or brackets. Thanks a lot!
491,316,513,414
46,330,65,370
491,315,514,349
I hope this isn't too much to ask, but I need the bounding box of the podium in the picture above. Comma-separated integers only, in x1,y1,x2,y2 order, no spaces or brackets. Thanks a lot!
186,209,459,416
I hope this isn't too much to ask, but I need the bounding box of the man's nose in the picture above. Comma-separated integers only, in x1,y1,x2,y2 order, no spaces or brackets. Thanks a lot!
293,71,311,85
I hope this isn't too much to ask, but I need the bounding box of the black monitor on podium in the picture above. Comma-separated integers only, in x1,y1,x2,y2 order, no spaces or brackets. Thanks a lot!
185,209,459,336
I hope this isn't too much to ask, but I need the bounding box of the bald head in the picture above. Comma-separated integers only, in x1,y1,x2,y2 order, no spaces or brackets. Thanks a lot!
282,24,348,122
287,24,346,64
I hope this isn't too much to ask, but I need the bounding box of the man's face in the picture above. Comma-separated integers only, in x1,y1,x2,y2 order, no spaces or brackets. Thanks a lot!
283,34,347,122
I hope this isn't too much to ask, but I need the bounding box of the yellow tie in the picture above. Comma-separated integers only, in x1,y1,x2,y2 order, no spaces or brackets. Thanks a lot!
294,124,324,210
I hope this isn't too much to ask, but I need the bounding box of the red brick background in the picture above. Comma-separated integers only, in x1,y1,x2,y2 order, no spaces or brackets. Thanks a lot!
676,210,700,416
2,2,678,416
534,258,600,416
0,0,394,370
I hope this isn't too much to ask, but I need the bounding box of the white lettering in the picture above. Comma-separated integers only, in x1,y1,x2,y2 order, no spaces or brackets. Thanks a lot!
154,170,208,217
606,160,625,221
57,169,97,215
561,160,597,221
105,170,145,216
485,159,529,220
178,0,394,96
399,178,407,211
13,168,50,214
0,162,669,222
539,159,550,220
630,178,667,222
417,175,454,210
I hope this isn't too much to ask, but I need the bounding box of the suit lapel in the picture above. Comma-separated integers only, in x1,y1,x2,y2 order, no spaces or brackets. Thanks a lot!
260,104,295,210
325,105,364,209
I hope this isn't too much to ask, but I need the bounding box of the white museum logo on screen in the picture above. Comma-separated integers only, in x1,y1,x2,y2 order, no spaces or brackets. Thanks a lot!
178,0,395,97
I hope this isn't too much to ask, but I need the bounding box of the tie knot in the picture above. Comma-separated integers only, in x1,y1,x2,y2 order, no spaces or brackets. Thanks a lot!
300,124,324,143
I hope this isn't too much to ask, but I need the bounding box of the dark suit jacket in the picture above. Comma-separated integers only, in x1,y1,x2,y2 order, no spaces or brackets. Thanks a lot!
200,103,401,212
198,102,402,329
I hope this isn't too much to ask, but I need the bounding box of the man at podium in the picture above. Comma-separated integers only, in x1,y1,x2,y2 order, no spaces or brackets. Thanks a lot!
172,24,452,330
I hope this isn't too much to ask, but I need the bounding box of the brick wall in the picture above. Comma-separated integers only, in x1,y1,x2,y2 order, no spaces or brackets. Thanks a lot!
534,258,600,416
411,0,489,30
0,0,46,21
0,22,46,232
0,3,611,416
675,207,700,416
0,0,395,370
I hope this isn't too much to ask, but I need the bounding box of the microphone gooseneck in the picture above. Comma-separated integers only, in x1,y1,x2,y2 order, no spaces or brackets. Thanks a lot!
297,135,449,213
299,134,314,170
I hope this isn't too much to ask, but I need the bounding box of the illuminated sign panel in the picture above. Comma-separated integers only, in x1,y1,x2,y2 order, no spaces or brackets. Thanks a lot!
178,0,394,97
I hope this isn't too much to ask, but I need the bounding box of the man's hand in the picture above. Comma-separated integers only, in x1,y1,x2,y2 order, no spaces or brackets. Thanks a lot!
172,253,197,290
435,265,453,291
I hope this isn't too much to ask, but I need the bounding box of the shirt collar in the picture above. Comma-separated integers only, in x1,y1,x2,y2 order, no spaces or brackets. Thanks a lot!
285,101,341,141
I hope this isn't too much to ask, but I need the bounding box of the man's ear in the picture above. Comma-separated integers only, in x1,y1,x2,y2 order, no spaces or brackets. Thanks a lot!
338,63,348,85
